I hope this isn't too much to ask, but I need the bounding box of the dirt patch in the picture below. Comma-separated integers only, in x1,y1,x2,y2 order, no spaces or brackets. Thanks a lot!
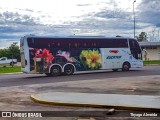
0,75,160,119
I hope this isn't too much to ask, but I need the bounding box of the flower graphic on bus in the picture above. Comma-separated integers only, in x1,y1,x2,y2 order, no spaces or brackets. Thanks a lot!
34,48,54,72
80,50,102,69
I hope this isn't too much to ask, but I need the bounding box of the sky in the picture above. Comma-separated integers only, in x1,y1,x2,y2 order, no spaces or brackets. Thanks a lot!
0,0,160,49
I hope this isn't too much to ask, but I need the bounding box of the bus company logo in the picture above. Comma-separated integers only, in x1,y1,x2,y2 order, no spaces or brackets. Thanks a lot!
109,50,119,54
107,56,122,59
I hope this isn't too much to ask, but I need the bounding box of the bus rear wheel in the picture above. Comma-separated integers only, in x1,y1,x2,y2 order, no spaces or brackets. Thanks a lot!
64,65,74,75
122,62,130,71
50,66,61,76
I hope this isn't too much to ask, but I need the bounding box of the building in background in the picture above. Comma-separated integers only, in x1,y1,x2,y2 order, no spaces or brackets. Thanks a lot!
139,42,160,60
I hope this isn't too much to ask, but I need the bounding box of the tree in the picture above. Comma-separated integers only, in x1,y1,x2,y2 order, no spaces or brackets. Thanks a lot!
137,32,148,42
8,42,20,61
148,28,160,41
0,42,20,61
0,49,8,57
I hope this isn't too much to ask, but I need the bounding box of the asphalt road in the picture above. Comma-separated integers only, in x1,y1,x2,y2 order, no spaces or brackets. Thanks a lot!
0,65,160,119
0,66,160,87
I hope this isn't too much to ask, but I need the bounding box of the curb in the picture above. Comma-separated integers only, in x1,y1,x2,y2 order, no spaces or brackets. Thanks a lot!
31,92,160,112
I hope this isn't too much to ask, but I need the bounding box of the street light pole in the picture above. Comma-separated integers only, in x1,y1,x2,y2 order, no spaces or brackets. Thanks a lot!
133,0,136,38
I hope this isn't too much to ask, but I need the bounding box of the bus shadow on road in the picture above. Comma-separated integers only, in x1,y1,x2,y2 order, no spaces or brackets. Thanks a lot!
22,69,145,81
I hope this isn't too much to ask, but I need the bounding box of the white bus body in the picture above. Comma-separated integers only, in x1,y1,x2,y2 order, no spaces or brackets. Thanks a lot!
20,35,143,76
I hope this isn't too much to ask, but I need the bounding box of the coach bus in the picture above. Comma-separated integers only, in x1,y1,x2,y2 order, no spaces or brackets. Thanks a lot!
20,35,143,76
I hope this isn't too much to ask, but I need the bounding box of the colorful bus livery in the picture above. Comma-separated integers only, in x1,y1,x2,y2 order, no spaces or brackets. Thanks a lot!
20,36,143,76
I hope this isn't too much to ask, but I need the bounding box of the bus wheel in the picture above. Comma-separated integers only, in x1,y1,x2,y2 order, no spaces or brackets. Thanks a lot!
64,65,74,75
50,66,61,76
122,62,130,71
112,69,118,72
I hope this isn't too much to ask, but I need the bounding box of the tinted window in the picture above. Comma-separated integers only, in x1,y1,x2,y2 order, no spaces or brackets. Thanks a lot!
129,39,142,59
129,39,141,52
27,37,128,48
99,39,128,48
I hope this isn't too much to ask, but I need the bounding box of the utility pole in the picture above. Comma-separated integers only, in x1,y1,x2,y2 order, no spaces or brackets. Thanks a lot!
133,0,136,38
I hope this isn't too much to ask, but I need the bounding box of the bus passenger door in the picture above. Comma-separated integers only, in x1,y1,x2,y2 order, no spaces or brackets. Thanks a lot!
129,39,142,67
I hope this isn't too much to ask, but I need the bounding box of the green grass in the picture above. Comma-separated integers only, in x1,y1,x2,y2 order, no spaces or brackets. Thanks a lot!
0,66,21,74
143,60,160,65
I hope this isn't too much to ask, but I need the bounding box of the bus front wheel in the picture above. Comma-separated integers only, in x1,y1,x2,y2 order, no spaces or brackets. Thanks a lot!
50,66,61,76
122,62,130,71
64,65,74,75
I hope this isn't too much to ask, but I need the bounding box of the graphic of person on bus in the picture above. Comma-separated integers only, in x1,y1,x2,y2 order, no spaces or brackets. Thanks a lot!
33,48,54,73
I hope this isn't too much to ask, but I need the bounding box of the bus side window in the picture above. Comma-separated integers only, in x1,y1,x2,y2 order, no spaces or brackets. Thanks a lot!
125,41,128,47
84,43,87,48
75,43,78,48
118,39,128,48
57,43,61,48
68,43,71,48
52,42,55,47
91,42,96,48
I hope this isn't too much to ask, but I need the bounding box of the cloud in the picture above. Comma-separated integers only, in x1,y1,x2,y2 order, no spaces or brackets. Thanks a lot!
0,10,40,25
77,4,91,6
0,0,160,49
137,0,160,27
95,8,132,20
0,39,20,49
0,5,136,47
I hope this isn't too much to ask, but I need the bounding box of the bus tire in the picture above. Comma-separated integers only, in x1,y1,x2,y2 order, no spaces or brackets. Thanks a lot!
64,64,74,75
122,62,130,71
112,69,118,72
50,65,61,76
